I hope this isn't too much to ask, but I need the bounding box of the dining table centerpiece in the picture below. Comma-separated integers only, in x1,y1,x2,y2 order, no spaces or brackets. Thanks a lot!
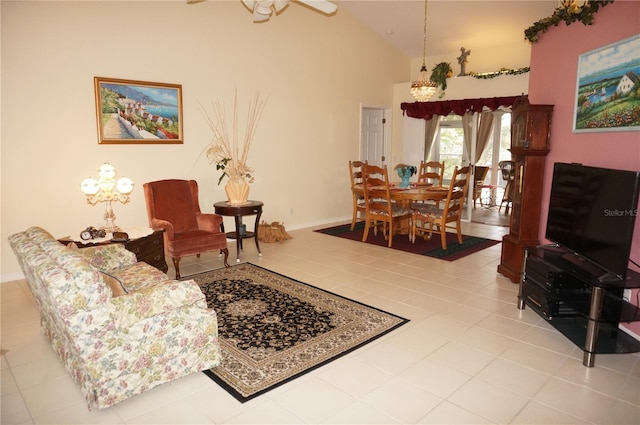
202,91,267,205
395,164,417,188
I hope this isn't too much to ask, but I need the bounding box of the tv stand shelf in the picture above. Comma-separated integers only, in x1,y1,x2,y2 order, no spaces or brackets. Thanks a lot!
518,245,640,367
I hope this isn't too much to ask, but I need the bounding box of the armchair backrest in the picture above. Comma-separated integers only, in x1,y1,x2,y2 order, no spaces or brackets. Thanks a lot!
144,179,202,232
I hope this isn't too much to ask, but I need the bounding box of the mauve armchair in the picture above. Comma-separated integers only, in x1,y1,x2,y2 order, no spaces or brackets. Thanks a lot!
143,179,230,278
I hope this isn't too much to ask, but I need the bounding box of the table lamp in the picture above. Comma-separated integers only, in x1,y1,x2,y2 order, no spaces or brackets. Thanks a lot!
81,163,133,232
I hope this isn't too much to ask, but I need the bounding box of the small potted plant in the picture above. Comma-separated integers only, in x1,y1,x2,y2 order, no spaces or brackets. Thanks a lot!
430,62,453,97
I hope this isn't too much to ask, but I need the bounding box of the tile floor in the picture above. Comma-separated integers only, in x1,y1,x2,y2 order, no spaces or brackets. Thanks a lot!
2,221,639,424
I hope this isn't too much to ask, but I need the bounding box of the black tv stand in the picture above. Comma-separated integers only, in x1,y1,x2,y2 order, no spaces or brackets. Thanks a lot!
554,251,622,284
518,245,640,367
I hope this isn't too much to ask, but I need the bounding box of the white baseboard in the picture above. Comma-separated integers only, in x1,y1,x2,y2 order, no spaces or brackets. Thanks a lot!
2,271,25,284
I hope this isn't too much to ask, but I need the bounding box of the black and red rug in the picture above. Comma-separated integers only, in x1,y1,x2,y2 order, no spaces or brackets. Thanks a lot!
315,221,500,261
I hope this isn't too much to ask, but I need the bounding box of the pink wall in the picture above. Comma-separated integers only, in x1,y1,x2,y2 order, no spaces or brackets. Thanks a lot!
528,1,640,335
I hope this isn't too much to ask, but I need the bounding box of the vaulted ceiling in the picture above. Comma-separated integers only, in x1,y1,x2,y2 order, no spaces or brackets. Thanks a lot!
334,1,559,58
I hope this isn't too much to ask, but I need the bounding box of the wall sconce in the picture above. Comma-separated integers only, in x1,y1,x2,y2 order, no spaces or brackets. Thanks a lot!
80,163,134,232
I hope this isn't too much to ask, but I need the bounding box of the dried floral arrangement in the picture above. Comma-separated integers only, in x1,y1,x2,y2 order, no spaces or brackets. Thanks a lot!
202,92,267,185
524,0,614,43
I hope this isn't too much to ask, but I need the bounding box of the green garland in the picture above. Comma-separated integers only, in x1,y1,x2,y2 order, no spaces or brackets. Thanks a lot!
524,0,614,43
467,67,530,79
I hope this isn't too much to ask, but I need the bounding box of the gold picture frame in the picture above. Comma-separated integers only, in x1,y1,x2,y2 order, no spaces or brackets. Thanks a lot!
94,77,183,144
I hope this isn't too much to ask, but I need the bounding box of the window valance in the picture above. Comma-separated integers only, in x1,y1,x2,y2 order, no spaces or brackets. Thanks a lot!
401,96,519,120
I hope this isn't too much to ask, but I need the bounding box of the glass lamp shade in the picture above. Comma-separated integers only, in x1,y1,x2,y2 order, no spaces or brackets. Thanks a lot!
410,80,437,102
116,177,134,194
80,178,99,195
98,163,116,180
411,66,437,102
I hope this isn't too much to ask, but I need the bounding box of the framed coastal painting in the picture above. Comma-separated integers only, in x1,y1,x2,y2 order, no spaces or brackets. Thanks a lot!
573,34,640,133
94,77,183,144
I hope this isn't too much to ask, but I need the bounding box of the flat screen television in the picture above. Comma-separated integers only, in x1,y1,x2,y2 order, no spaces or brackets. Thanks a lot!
546,162,640,281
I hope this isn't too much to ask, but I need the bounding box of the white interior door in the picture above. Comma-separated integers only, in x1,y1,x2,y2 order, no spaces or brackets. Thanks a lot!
361,108,386,167
403,115,426,167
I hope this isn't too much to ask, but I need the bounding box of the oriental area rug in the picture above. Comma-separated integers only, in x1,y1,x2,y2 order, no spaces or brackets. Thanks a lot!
184,263,409,403
315,222,500,261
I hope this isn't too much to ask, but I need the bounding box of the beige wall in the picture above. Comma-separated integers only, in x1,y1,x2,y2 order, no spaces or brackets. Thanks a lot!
0,1,536,281
0,1,409,280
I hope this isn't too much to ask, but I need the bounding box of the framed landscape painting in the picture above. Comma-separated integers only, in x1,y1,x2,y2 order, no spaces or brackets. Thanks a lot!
573,34,640,133
94,77,183,144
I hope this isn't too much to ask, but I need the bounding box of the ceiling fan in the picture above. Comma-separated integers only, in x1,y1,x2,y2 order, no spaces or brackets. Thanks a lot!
187,0,337,23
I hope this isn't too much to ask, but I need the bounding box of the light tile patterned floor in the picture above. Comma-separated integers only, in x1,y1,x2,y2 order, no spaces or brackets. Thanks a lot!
2,221,639,424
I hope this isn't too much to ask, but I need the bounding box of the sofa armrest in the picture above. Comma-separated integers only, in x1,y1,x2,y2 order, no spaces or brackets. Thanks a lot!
150,218,174,239
196,213,224,233
78,244,137,273
109,279,208,327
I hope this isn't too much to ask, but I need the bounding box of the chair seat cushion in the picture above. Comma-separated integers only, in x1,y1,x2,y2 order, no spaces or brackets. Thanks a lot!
371,205,412,217
412,203,443,219
167,230,227,256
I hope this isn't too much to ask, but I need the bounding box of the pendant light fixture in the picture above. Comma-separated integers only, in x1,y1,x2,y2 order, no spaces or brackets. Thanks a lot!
410,0,436,102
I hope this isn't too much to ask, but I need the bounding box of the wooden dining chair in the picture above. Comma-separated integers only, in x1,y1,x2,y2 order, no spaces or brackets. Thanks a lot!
417,160,445,185
348,160,367,231
416,160,446,208
361,164,412,248
498,160,516,213
411,165,471,250
472,165,490,208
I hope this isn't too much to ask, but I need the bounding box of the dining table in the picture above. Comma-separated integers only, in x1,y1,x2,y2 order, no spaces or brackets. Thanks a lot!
355,182,457,235
388,183,452,207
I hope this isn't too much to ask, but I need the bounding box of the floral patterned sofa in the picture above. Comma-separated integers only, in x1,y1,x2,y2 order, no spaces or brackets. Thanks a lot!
8,226,221,410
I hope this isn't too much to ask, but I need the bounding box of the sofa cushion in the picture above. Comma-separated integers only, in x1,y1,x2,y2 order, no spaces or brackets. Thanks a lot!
78,244,138,273
110,261,170,292
101,272,128,297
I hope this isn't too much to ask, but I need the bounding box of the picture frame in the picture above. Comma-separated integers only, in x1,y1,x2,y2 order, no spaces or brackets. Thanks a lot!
94,77,183,144
573,34,640,133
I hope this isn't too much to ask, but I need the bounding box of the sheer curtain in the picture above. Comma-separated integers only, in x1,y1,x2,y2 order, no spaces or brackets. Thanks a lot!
461,112,473,165
475,111,495,163
423,116,441,161
461,111,495,164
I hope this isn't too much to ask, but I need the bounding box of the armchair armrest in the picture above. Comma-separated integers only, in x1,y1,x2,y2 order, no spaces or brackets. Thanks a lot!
196,213,224,233
109,279,208,328
78,244,137,273
150,218,174,239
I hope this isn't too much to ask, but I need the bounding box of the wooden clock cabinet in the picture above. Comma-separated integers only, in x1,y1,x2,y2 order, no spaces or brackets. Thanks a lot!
498,96,554,283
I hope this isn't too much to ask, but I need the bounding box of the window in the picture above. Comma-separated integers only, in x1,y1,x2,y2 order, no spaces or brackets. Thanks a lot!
429,115,465,180
429,112,512,185
478,112,511,185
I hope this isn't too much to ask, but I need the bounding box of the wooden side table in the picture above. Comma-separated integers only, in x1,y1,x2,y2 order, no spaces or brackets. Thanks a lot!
59,229,168,273
214,200,263,263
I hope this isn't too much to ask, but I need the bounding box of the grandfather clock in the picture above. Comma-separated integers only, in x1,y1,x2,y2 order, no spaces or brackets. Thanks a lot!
498,96,554,283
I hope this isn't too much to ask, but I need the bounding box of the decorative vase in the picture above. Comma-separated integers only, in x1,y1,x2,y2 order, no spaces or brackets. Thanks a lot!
225,176,250,205
397,167,412,188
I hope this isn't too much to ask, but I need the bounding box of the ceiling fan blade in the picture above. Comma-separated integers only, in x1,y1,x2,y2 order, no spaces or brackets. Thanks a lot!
296,0,337,14
186,0,206,4
274,0,290,13
253,9,271,22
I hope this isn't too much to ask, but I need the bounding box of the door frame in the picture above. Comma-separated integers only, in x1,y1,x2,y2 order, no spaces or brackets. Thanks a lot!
359,104,392,168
